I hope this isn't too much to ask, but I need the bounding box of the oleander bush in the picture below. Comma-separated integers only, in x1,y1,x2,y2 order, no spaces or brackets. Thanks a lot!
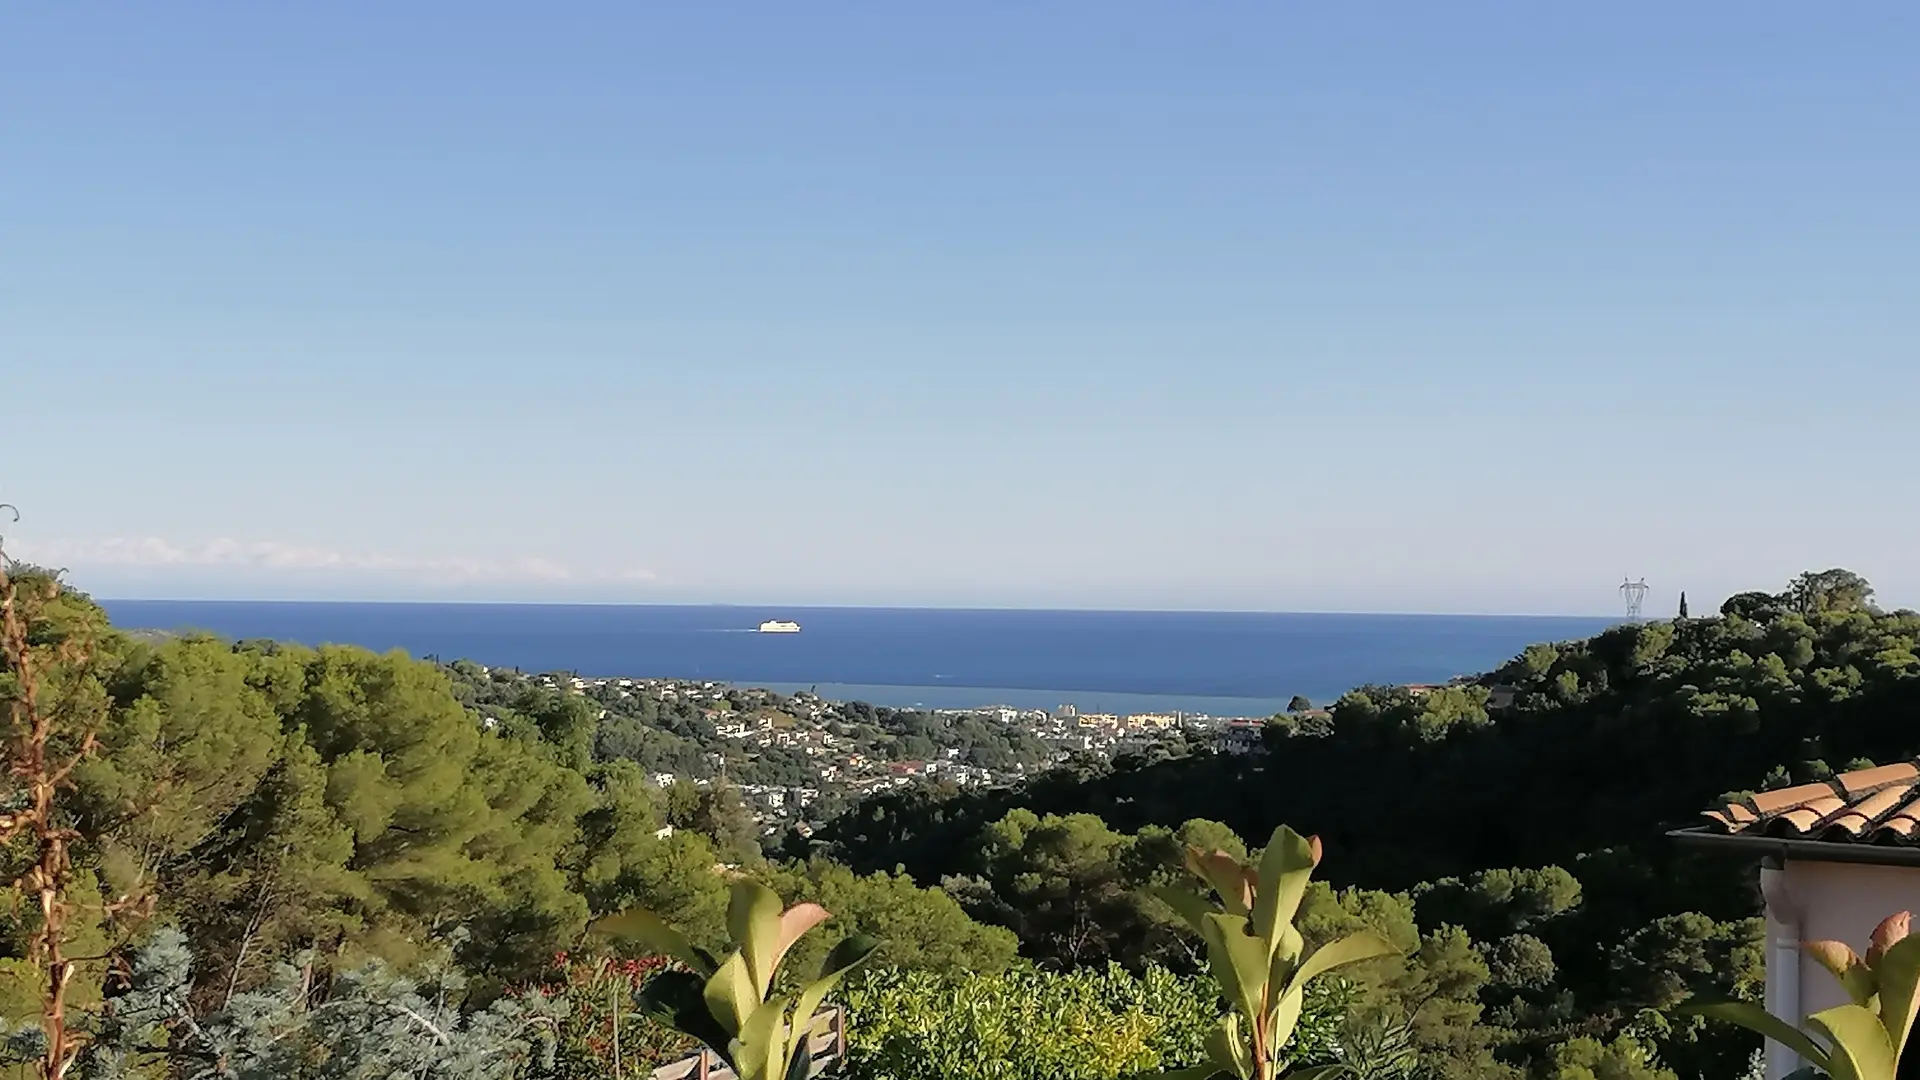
837,963,1351,1080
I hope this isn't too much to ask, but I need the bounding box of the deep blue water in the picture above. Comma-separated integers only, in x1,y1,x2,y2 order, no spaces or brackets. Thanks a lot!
99,601,1615,718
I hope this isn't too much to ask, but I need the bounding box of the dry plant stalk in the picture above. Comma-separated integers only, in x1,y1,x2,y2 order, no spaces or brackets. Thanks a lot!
0,519,107,1080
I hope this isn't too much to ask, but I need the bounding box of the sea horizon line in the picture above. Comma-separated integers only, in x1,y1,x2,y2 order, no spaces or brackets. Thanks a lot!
96,596,1623,621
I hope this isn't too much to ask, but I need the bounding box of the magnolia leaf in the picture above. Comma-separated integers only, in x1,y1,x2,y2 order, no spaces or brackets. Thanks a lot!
786,1038,819,1080
1205,1012,1252,1080
1680,1001,1833,1072
1286,930,1398,997
1250,827,1318,964
1267,985,1304,1057
1805,940,1878,1006
772,902,832,976
1870,913,1913,969
728,881,788,997
1806,940,1865,978
1186,849,1255,915
1871,933,1920,1067
786,934,880,1065
1152,885,1218,935
1275,924,1305,967
1808,1003,1896,1080
1202,913,1272,1025
590,907,714,975
785,1010,836,1080
1289,1066,1355,1080
704,951,759,1037
818,932,881,982
732,994,792,1080
637,969,735,1066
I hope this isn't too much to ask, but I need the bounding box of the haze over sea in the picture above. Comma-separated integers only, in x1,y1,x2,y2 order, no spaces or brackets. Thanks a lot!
102,601,1614,717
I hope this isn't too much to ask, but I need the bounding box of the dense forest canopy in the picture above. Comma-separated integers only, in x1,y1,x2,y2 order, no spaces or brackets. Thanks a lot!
0,569,1019,1077
2,565,1912,1079
809,569,1920,1079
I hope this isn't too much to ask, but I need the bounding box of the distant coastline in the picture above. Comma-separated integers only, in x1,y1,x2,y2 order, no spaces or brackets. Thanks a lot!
751,682,1299,719
99,599,1616,716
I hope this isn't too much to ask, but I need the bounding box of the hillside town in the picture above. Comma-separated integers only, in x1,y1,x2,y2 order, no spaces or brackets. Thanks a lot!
442,662,1277,837
441,660,1510,842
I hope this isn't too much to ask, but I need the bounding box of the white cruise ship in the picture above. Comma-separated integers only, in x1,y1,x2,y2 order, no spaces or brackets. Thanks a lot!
757,620,802,634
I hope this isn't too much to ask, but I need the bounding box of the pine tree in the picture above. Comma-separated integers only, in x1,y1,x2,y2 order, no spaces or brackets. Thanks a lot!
181,732,360,1005
0,540,121,1078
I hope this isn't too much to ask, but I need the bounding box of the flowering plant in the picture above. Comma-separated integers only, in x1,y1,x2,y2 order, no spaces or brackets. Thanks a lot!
526,949,695,1077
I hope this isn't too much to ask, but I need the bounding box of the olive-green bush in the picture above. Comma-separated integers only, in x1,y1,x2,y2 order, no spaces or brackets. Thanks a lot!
838,963,1350,1080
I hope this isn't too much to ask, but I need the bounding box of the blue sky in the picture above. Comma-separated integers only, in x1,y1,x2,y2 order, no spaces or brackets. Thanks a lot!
4,4,1916,614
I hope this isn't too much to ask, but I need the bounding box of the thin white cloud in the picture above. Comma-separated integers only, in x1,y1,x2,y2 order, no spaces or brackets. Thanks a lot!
8,536,654,585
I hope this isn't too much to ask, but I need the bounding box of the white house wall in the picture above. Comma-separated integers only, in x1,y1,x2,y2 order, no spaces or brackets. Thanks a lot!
1761,858,1920,1079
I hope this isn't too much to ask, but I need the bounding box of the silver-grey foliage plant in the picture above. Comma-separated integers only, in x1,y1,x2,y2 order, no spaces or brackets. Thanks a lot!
64,928,568,1080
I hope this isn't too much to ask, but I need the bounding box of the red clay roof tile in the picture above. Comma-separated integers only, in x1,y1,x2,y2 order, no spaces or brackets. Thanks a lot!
1826,785,1913,836
1749,781,1841,816
1703,760,1920,846
1786,794,1848,827
1837,763,1920,796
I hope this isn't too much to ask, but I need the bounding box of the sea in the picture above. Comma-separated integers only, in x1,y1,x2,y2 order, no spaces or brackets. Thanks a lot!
98,601,1615,719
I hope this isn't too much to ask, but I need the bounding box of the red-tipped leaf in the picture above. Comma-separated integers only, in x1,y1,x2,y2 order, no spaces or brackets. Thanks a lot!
1185,848,1256,914
1870,912,1913,969
771,902,831,974
1805,940,1865,978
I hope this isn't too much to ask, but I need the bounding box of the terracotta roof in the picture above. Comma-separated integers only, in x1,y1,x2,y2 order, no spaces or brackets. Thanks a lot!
1703,762,1920,845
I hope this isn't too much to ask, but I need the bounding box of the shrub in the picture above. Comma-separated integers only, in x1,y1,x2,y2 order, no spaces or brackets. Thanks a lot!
71,927,568,1079
528,950,694,1077
838,963,1350,1080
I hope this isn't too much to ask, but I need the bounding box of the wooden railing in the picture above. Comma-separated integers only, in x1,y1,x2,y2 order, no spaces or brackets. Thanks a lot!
649,1008,847,1080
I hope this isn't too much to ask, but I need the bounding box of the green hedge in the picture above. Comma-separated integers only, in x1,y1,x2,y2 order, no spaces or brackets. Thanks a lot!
838,964,1349,1080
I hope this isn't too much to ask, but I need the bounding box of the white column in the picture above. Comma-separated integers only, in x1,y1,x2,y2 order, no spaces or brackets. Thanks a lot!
1759,858,1802,1080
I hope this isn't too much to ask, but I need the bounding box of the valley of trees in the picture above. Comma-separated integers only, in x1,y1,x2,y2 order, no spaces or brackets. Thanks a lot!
0,563,1015,1078
2,561,1911,1079
809,569,1916,1079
